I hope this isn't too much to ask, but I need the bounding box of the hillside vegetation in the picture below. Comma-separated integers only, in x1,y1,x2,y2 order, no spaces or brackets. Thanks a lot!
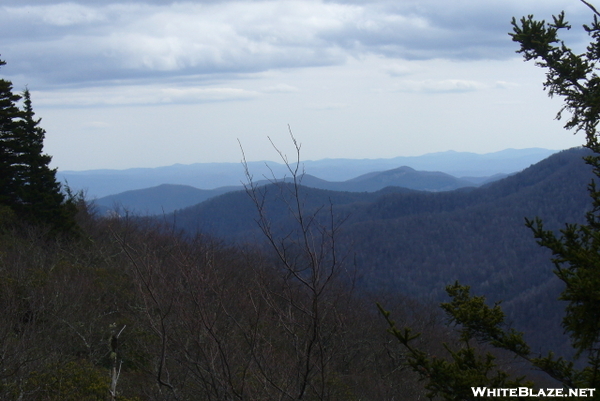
0,203,454,400
1,56,453,400
2,11,599,393
0,147,590,400
170,147,593,355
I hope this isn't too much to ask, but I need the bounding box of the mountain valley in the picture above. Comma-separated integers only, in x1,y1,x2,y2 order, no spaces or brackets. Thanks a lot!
166,147,593,355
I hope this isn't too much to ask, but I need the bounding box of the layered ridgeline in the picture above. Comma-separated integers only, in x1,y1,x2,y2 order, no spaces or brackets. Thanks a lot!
90,148,554,215
169,147,593,354
93,167,486,215
59,148,554,198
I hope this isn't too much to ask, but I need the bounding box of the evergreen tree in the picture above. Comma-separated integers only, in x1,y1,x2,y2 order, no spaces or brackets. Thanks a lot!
14,88,75,230
0,58,76,232
512,1,600,390
0,58,22,208
380,2,600,399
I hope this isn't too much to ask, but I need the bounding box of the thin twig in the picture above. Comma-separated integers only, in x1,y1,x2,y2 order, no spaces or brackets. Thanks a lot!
581,0,600,17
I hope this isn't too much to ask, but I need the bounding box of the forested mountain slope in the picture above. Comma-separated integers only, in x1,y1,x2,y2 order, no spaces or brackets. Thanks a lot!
342,148,592,349
171,147,593,354
170,182,415,239
95,166,498,216
94,183,236,215
274,167,478,192
175,147,590,250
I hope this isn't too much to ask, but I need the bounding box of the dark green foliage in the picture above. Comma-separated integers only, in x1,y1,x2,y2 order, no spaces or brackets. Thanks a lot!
511,10,600,146
512,1,600,389
378,3,600,399
0,59,23,208
14,89,76,231
381,282,598,398
15,360,111,401
379,291,532,401
524,185,600,390
0,58,76,233
526,202,600,364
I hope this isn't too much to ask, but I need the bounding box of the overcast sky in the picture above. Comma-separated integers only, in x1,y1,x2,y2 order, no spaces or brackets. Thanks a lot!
0,0,593,170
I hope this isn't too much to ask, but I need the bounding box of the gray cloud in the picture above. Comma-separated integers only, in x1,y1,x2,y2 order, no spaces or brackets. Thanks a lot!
0,0,593,90
319,0,592,60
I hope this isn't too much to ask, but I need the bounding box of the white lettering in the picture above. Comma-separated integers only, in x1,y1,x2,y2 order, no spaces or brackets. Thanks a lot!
471,387,486,396
469,386,596,397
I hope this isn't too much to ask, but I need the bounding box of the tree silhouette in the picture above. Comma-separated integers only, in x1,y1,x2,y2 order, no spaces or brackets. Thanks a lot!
379,2,600,399
0,58,76,232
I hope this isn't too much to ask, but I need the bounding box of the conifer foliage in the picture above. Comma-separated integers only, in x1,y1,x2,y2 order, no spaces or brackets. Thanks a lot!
0,59,22,208
0,58,75,232
380,2,600,399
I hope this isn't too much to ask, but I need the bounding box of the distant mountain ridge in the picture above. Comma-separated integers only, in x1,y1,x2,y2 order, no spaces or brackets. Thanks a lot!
93,184,236,216
170,148,591,243
301,148,556,181
93,165,505,215
344,166,474,191
59,148,557,198
166,147,593,355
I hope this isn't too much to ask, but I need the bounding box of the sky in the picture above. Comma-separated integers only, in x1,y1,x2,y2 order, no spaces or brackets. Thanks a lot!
0,0,593,171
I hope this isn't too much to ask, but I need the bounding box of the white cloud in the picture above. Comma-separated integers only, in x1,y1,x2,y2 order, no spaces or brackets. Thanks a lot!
34,84,259,106
261,84,300,93
83,121,111,129
305,102,348,110
4,3,106,26
495,80,520,89
383,63,412,77
159,87,259,103
393,79,487,93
